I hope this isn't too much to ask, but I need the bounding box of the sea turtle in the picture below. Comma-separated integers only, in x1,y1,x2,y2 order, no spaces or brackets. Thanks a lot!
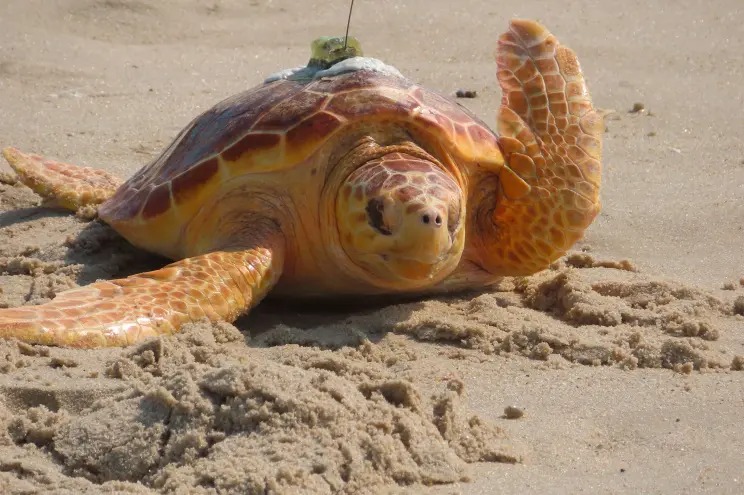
0,19,602,347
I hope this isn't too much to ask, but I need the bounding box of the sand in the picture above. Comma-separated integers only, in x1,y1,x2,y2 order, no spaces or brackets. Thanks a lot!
1,0,743,493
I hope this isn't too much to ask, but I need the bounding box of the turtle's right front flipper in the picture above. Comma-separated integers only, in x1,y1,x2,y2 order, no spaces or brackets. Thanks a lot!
2,147,123,211
0,234,284,348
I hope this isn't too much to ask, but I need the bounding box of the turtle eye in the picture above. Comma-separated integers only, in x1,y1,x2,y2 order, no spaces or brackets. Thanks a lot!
366,198,392,236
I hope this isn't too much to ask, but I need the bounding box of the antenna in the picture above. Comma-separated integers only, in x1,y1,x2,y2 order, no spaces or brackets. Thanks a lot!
343,0,355,50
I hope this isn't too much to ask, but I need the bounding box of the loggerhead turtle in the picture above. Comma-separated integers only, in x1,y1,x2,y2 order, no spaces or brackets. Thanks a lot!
0,20,602,348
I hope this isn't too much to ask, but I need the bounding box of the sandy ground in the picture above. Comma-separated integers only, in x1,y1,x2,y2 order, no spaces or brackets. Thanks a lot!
1,0,743,493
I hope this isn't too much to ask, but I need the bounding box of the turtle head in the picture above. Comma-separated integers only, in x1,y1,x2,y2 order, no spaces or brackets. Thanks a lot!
336,151,465,289
308,36,363,69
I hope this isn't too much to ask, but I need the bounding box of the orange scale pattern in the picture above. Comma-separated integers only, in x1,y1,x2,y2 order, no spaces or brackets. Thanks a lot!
2,148,122,211
0,248,278,347
480,19,602,275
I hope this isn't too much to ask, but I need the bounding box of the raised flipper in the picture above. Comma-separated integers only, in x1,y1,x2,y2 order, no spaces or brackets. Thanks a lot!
0,235,284,348
481,19,603,276
2,147,123,211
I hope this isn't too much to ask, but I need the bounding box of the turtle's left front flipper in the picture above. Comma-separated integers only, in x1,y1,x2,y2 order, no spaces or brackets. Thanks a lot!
476,19,602,276
0,236,284,348
3,147,123,211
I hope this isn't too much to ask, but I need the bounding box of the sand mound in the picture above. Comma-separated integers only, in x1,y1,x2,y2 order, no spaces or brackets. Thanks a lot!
1,322,517,493
390,258,740,373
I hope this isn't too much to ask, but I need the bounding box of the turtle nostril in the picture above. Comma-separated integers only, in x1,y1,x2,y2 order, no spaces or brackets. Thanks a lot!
421,212,443,227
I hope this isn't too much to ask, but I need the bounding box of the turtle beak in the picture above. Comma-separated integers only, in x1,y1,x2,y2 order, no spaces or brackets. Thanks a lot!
393,204,453,265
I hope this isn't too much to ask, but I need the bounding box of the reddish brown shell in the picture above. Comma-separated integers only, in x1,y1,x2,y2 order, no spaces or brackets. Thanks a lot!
99,69,502,230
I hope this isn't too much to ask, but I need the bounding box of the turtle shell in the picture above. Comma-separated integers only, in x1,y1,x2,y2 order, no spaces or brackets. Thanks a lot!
99,68,503,253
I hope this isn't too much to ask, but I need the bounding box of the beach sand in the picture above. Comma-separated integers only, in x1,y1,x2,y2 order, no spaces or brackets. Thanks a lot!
1,0,743,493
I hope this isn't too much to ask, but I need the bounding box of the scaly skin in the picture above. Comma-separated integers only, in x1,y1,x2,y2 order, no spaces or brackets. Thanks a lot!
337,146,465,288
2,147,122,211
467,19,602,276
0,243,282,347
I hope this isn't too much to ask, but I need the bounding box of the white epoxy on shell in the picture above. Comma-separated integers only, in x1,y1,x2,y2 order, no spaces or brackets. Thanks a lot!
264,57,404,83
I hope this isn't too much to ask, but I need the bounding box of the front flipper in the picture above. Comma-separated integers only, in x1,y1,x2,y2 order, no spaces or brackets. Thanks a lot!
0,238,283,347
2,147,123,211
478,19,603,275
